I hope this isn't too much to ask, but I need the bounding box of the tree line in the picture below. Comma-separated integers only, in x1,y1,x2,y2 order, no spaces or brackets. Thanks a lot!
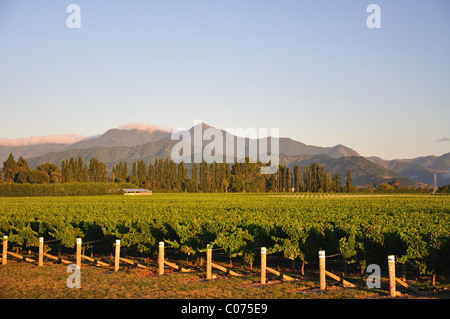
1,153,107,185
1,153,356,193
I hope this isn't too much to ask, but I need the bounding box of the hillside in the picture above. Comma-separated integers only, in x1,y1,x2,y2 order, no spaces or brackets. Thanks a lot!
27,139,178,171
282,154,416,186
367,153,450,187
278,138,359,158
0,128,171,161
2,122,446,187
67,128,171,150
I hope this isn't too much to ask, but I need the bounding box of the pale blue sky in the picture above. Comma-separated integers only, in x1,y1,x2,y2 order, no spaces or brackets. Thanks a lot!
1,0,449,159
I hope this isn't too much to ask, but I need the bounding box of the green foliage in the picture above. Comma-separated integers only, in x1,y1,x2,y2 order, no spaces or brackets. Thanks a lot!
0,193,449,276
2,154,432,195
437,184,450,193
165,219,211,256
2,153,18,184
0,182,136,197
88,158,107,182
346,170,353,193
213,226,253,258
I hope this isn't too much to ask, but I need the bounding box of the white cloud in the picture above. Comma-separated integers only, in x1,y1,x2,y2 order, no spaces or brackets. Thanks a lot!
0,134,85,147
436,137,450,142
119,122,172,132
0,122,174,147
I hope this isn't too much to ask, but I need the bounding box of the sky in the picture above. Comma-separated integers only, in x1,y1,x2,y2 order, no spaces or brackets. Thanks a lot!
0,0,449,160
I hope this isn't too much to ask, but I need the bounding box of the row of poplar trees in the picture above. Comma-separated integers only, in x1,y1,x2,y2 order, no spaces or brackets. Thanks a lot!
2,153,353,193
1,154,107,184
112,157,353,193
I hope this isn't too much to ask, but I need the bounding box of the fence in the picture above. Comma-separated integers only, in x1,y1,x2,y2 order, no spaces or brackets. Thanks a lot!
0,236,422,297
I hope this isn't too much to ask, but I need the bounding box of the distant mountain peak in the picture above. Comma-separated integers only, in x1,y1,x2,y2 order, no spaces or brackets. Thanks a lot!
3,123,449,187
118,122,172,133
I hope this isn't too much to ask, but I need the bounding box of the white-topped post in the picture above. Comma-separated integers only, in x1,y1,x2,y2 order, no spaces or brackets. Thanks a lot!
261,247,267,285
38,237,44,266
115,240,121,272
76,238,82,269
388,255,396,297
206,244,212,280
319,250,326,290
2,236,7,265
159,241,164,276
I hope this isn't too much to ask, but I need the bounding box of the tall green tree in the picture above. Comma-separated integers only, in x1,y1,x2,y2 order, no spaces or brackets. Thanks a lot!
293,165,301,192
28,169,50,184
89,158,107,182
2,153,18,184
265,173,276,192
17,156,30,172
285,167,292,192
231,157,262,192
112,161,125,183
123,161,128,181
148,162,155,189
37,163,62,183
132,162,137,178
167,159,178,190
199,160,210,192
61,160,71,182
191,163,199,192
177,161,188,191
332,172,343,193
302,166,310,192
65,157,88,182
137,160,147,187
337,172,342,192
77,157,88,182
346,170,353,193
15,156,31,183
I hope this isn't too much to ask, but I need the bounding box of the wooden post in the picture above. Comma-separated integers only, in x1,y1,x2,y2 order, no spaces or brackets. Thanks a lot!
2,236,7,265
388,255,396,297
206,245,212,280
266,267,295,281
319,250,326,290
158,241,164,276
81,254,112,266
261,247,266,285
324,270,357,287
76,238,82,269
6,251,36,263
114,240,120,272
120,257,149,269
395,277,420,294
38,237,44,267
211,262,241,276
43,252,72,265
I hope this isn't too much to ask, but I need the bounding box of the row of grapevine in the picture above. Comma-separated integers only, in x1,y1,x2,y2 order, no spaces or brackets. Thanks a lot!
0,194,449,277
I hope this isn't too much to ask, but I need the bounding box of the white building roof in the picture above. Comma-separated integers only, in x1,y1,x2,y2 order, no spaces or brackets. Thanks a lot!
122,188,152,193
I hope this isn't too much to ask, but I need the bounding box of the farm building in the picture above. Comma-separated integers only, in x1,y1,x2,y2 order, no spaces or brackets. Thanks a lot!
122,188,152,195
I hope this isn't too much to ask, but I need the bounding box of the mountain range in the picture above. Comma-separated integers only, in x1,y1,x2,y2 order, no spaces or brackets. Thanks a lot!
1,123,449,187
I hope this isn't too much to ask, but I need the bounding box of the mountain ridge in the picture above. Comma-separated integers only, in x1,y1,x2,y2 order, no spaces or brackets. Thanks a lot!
366,153,450,186
2,123,448,186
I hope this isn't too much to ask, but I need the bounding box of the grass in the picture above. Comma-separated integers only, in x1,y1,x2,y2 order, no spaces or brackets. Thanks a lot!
1,193,449,300
1,259,448,299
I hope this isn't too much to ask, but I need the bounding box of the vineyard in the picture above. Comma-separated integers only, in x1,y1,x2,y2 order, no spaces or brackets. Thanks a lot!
1,193,450,297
